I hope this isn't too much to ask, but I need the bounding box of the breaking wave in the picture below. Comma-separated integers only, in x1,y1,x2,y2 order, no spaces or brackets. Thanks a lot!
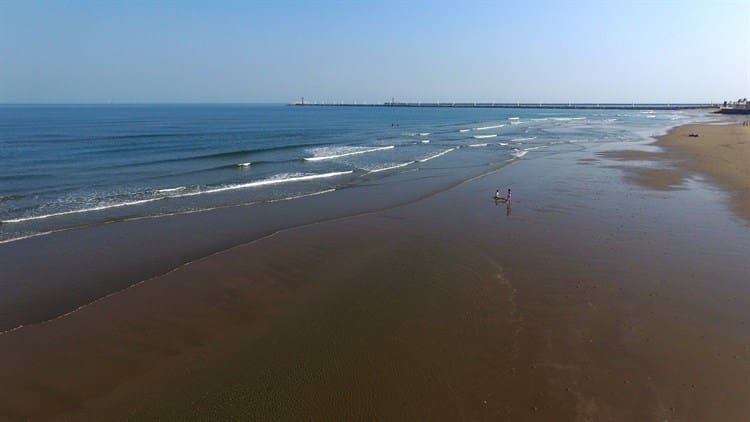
419,148,455,162
175,171,353,196
365,161,415,173
475,124,505,130
304,146,395,161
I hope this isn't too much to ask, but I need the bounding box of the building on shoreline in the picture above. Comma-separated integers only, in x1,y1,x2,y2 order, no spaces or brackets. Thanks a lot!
719,98,749,114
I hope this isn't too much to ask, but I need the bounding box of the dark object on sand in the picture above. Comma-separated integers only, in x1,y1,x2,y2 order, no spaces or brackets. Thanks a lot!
688,133,699,137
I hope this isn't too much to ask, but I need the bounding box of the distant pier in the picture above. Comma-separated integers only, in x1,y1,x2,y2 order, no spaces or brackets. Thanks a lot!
291,102,717,111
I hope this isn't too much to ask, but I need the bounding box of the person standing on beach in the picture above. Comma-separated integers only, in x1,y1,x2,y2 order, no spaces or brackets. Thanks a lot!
505,189,512,215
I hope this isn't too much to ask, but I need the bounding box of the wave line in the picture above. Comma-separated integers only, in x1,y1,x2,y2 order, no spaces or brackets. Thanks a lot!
366,161,415,174
175,171,353,197
475,124,505,130
419,148,455,162
304,146,394,161
2,197,164,224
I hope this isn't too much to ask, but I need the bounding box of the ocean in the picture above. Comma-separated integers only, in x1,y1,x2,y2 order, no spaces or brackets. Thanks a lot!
0,104,703,244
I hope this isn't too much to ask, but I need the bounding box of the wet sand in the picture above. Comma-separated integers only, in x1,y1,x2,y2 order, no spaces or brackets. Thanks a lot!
601,123,750,223
659,123,750,222
2,124,750,420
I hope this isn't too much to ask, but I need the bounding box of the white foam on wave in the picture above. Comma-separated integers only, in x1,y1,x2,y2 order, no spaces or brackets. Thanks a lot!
511,149,528,158
236,162,251,168
366,161,415,173
304,145,394,161
473,134,497,139
419,132,430,136
551,117,586,121
2,171,355,224
421,140,430,143
157,186,186,193
176,171,353,197
508,117,520,120
499,142,509,146
459,129,471,132
0,186,343,245
419,148,455,162
1,197,164,224
475,124,505,131
511,137,536,142
469,143,488,147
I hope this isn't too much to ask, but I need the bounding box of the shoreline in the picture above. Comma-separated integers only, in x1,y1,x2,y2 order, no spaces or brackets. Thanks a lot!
657,123,750,223
0,156,516,333
1,120,749,419
599,122,750,224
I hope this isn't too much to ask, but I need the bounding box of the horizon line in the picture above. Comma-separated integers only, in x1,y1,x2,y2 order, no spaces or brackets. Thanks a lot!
0,100,727,106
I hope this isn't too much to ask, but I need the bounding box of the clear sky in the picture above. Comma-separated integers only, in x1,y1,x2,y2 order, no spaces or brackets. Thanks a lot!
1,0,748,103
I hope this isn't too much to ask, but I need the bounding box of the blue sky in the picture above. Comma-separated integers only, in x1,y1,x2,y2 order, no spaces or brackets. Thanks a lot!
1,0,748,103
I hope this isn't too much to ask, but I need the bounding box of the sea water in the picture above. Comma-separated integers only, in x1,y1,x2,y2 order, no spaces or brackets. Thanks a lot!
0,104,704,243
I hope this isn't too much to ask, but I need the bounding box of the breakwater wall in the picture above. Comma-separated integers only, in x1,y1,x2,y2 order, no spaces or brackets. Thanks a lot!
292,102,716,111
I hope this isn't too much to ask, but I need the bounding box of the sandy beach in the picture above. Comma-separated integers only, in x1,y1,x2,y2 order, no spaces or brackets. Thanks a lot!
601,122,750,224
1,122,749,420
659,123,750,222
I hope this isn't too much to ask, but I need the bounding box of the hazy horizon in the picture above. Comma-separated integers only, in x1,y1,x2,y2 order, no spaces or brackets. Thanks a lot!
1,0,748,104
0,101,733,105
